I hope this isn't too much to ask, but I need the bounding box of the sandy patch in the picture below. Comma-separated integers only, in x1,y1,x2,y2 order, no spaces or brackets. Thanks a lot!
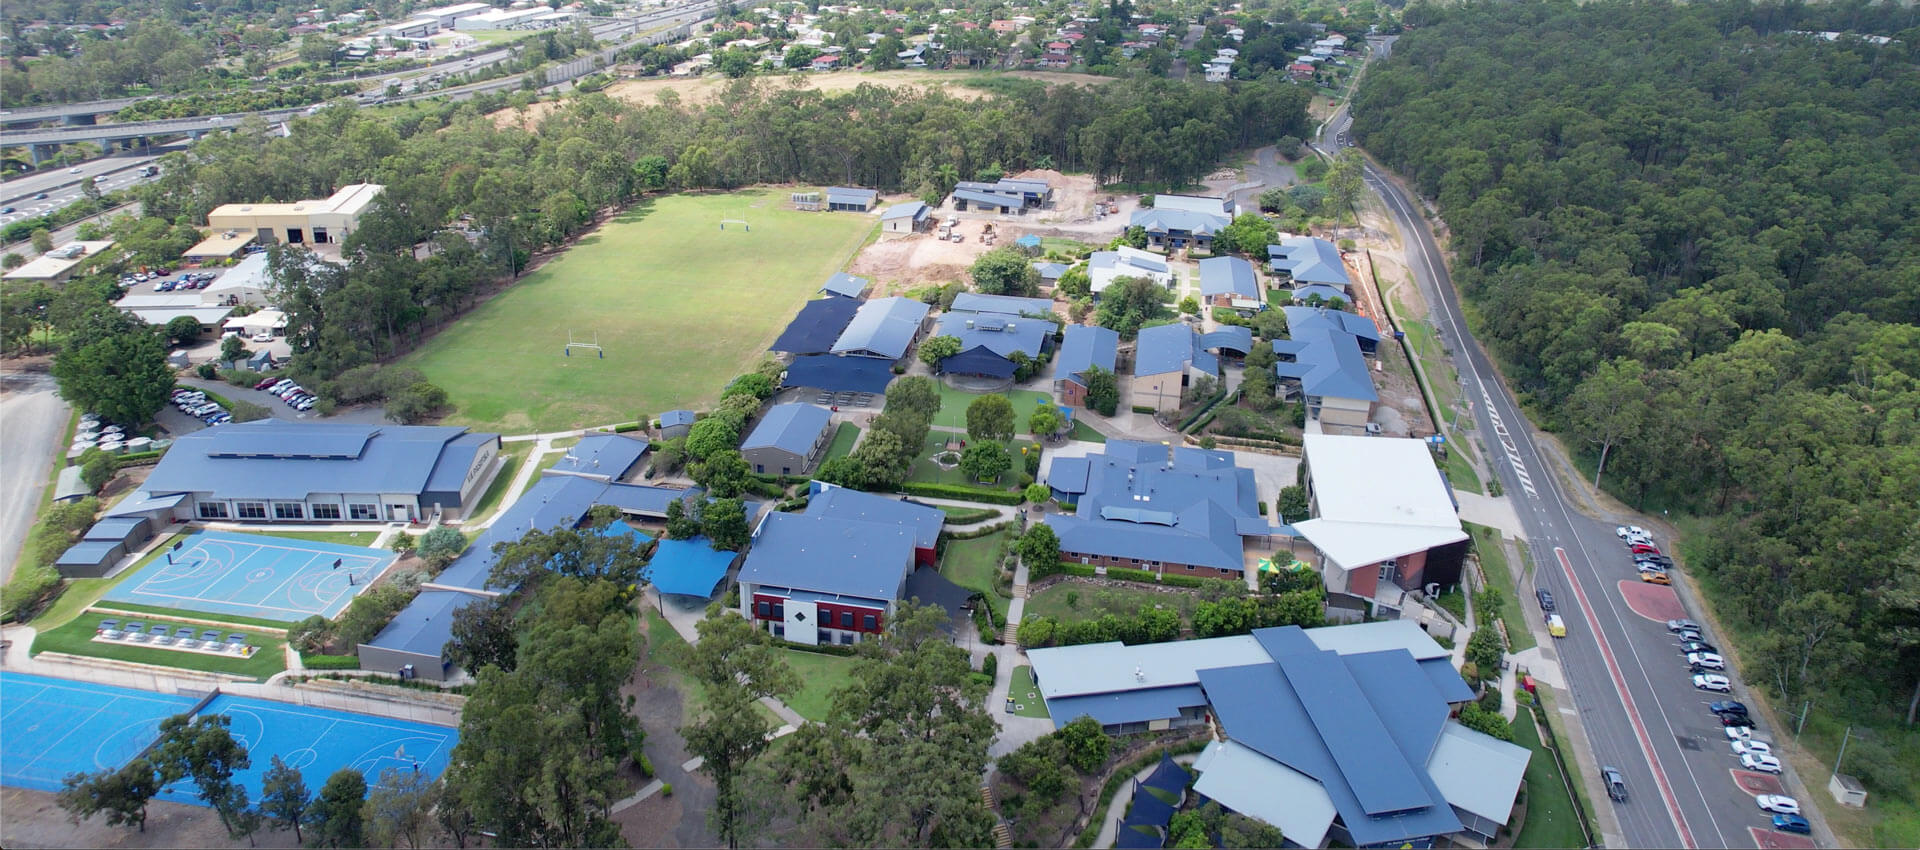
495,70,1108,129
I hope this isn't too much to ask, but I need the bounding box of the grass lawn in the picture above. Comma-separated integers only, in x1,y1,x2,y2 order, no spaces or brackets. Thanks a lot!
937,504,1000,524
1513,708,1587,849
1024,582,1198,624
85,599,297,629
931,383,1057,431
463,445,527,525
1038,237,1094,257
1007,666,1050,719
31,616,288,680
402,190,874,433
1468,522,1536,652
823,422,861,462
229,528,380,547
1441,445,1484,495
777,648,855,722
940,530,1012,621
1067,418,1107,443
907,433,1028,487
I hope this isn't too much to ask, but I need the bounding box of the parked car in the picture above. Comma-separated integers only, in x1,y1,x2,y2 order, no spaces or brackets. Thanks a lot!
1721,713,1754,728
1725,726,1754,741
1772,814,1811,834
293,396,315,411
1710,700,1749,716
1733,740,1774,758
1682,641,1719,656
1742,752,1783,774
1680,629,1706,643
1536,588,1555,613
1636,553,1674,567
1694,674,1732,692
1640,569,1671,585
255,377,280,390
1630,542,1662,555
1602,766,1628,802
1667,619,1700,633
1687,652,1725,670
251,331,273,343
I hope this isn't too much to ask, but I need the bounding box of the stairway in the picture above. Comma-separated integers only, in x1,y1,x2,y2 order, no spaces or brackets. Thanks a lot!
981,785,1013,848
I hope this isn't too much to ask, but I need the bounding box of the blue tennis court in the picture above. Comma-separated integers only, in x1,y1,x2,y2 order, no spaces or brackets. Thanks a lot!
0,672,199,791
156,695,457,804
104,530,396,621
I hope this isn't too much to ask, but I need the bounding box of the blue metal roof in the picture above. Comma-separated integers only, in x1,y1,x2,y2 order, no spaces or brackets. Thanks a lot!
809,485,943,549
1268,237,1350,285
783,354,896,394
139,422,493,504
934,308,1053,368
1290,283,1348,303
1134,323,1216,377
660,410,697,428
365,590,476,657
1420,657,1478,704
879,201,928,222
1045,685,1207,730
1344,650,1450,765
1033,261,1069,280
1276,325,1378,402
596,482,697,517
825,186,878,206
83,517,148,542
431,475,607,592
425,432,494,495
1048,456,1091,494
831,296,928,359
1199,256,1261,299
1056,324,1118,386
951,292,1054,316
1015,234,1042,248
772,296,862,354
1286,305,1378,341
56,540,122,566
1041,441,1262,571
821,273,869,298
940,346,1017,379
1198,325,1254,354
737,512,916,602
742,403,833,458
952,187,1019,209
1128,207,1229,236
1278,649,1432,815
649,537,736,597
547,433,649,479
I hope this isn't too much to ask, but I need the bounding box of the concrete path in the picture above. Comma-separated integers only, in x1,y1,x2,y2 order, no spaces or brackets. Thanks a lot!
986,555,1054,760
477,436,553,529
1454,489,1526,540
1090,752,1201,849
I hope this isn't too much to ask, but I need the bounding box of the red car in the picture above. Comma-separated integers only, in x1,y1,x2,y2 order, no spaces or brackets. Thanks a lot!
255,377,280,390
1630,542,1661,555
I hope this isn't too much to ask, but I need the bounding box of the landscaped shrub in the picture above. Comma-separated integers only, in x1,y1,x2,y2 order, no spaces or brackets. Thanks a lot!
899,482,1024,505
301,653,362,670
1131,405,1157,414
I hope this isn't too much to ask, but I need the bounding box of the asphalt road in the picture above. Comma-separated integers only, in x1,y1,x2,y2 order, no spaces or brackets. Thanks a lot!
0,149,173,236
0,371,70,585
1350,119,1829,848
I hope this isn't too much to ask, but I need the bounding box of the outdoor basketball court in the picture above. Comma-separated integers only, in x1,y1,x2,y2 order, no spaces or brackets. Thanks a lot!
104,530,396,621
0,673,200,791
0,674,458,801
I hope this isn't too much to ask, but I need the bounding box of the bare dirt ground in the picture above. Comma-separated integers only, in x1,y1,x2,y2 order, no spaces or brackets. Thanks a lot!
1,787,301,850
495,70,1108,129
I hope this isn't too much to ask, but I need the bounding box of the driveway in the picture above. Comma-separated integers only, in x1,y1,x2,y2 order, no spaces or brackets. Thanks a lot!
0,371,69,583
1232,145,1300,212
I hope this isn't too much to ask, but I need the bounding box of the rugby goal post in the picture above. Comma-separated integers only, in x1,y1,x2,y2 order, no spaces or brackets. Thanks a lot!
563,331,604,358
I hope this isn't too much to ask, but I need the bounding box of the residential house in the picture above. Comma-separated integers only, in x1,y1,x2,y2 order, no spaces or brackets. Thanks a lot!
1043,441,1274,579
880,201,931,233
932,292,1057,379
1292,434,1470,613
1129,195,1233,252
1054,324,1119,407
1131,323,1220,413
740,403,834,475
830,296,931,360
1088,245,1173,294
1027,621,1524,848
1268,237,1351,293
823,186,879,212
1198,256,1263,311
103,422,502,527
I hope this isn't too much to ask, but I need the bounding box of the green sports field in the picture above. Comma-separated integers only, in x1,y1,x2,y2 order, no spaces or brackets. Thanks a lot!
404,191,875,433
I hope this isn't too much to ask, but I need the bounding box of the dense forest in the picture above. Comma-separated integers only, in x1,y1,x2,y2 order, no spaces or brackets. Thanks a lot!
116,73,1305,385
1352,0,1920,806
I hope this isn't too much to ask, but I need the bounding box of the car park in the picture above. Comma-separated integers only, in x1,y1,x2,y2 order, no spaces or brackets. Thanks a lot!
1772,813,1811,834
1732,740,1773,757
1742,752,1783,774
1694,673,1732,692
1687,652,1725,670
1602,766,1628,802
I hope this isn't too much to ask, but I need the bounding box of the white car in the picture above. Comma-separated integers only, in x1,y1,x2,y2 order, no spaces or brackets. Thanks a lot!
1756,795,1800,815
1694,673,1732,692
1687,652,1725,670
1731,740,1773,757
251,331,273,343
1741,752,1783,774
1616,525,1650,539
68,166,82,174
1725,726,1754,741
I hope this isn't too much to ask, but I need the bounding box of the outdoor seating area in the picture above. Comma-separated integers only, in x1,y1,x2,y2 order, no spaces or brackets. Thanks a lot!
90,619,258,658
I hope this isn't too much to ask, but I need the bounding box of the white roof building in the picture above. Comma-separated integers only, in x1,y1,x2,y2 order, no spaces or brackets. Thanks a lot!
1292,435,1467,596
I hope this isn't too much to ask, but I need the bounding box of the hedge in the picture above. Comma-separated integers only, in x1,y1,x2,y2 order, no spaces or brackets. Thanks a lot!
944,520,1016,541
612,421,643,433
1037,563,1229,591
114,449,167,469
785,641,857,657
939,505,1000,524
301,653,362,670
898,481,1024,505
1130,405,1157,414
